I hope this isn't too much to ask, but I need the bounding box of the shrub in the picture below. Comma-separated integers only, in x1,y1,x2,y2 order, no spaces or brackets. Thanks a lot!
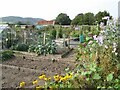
34,41,57,56
1,50,14,61
70,31,80,38
57,29,63,38
13,43,29,51
50,29,57,39
28,45,36,52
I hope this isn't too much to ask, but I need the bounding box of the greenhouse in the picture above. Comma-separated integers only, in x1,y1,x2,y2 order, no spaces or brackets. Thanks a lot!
0,24,16,49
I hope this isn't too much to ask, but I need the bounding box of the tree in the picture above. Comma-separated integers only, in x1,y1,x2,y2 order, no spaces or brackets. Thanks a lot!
95,11,111,24
55,13,71,25
71,13,84,25
84,12,95,25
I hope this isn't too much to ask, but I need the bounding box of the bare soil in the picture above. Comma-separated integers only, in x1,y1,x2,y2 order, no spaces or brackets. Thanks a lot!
2,50,77,88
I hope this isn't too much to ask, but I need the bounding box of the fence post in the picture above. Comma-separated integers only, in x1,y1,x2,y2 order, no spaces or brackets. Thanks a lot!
43,33,46,45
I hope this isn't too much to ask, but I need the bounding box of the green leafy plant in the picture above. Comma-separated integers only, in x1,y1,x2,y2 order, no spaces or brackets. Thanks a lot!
34,41,57,56
1,50,14,61
28,45,36,52
13,43,29,51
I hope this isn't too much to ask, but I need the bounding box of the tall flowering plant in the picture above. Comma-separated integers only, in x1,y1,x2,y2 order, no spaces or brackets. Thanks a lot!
76,19,120,89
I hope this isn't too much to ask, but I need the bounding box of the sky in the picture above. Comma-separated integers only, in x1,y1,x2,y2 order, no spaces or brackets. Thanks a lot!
0,0,119,20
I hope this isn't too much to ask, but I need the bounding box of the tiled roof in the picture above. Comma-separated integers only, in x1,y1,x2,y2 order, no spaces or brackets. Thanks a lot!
37,20,55,25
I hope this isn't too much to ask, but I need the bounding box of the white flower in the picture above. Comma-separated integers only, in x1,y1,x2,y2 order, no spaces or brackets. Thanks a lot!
112,47,116,53
113,43,117,48
97,35,104,46
90,48,92,51
112,51,114,53
100,30,104,33
115,53,118,56
93,35,97,40
38,45,41,47
105,45,108,49
114,48,116,52
88,41,93,45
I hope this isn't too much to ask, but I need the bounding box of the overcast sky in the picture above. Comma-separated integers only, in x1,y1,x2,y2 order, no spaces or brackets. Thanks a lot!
0,0,119,20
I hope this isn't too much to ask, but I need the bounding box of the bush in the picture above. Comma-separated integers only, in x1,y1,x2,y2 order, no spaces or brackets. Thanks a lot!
13,43,29,51
57,29,63,38
28,45,36,52
34,41,57,56
1,50,14,61
70,31,80,38
50,29,57,39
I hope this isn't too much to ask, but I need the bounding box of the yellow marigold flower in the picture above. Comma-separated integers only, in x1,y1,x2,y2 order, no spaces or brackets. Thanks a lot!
48,77,51,80
42,75,45,78
36,85,42,90
19,81,26,87
60,77,66,81
39,76,43,79
65,75,69,79
59,76,63,79
44,78,48,81
39,75,46,80
53,76,56,79
54,77,59,81
32,80,38,85
68,75,72,79
54,75,63,81
64,74,72,80
70,73,73,76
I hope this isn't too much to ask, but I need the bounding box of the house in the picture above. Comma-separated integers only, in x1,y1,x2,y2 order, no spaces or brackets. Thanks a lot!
37,20,55,26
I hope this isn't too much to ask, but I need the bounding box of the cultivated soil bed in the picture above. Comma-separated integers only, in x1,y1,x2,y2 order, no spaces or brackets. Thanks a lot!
2,50,77,88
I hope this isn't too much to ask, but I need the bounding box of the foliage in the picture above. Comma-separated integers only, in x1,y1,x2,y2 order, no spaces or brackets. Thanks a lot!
71,11,112,25
71,13,84,25
19,20,120,89
71,12,95,25
1,50,14,61
55,13,71,25
33,41,57,56
13,43,29,51
50,29,57,39
95,10,112,25
28,45,36,52
84,12,95,25
2,28,16,49
57,28,63,38
75,20,119,89
70,31,80,38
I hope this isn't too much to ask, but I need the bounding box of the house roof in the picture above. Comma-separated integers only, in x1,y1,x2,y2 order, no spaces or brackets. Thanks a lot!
37,20,55,25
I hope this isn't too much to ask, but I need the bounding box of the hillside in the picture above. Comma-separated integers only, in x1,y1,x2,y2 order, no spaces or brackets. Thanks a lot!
0,16,44,25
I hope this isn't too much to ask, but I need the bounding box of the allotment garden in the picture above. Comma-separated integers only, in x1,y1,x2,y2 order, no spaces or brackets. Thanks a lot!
1,19,120,89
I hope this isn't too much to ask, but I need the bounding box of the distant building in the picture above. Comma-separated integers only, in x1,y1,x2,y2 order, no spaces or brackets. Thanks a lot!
35,25,44,30
37,20,55,26
15,25,35,29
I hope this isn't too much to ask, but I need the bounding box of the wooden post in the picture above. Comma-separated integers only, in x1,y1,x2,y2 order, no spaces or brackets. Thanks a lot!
68,35,70,49
63,34,65,47
24,30,27,44
43,33,46,45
